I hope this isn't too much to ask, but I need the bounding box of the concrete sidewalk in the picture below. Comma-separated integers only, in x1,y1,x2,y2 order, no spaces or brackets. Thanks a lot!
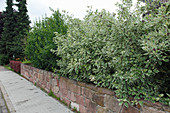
0,88,8,113
0,66,73,113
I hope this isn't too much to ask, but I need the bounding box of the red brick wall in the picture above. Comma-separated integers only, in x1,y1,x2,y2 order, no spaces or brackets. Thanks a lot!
10,60,22,73
21,64,170,113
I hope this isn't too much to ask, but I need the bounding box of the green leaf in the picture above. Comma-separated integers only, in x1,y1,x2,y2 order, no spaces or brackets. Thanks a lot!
124,103,128,108
159,94,164,97
164,59,169,62
138,101,143,106
119,101,124,106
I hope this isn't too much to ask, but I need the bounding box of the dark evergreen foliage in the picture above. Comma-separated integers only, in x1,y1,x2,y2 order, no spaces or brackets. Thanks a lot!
0,0,30,60
0,0,16,58
0,12,4,40
13,0,30,58
15,0,30,37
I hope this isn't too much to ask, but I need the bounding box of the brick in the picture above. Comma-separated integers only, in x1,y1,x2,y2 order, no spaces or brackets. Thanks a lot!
34,73,38,78
51,79,57,87
28,72,32,78
35,68,39,73
106,109,115,113
40,72,43,80
143,101,165,111
88,101,96,113
30,77,33,83
37,73,40,79
43,74,46,82
62,89,68,97
58,91,63,99
63,97,71,106
39,69,44,74
37,81,41,87
45,82,51,93
48,73,52,82
39,73,43,80
96,106,107,113
105,95,121,112
76,95,85,106
45,74,51,82
29,67,34,75
122,105,140,113
85,98,91,107
80,87,83,95
59,77,67,89
143,100,153,107
97,87,115,95
163,105,170,112
25,65,30,69
51,76,59,86
53,87,59,94
66,91,71,100
84,98,96,113
41,83,45,89
85,83,97,91
79,105,87,113
142,106,165,113
92,94,104,107
152,102,163,110
57,79,60,87
70,92,76,102
25,71,29,77
69,83,81,95
43,70,48,76
67,78,77,85
32,77,36,84
67,82,73,90
82,87,94,100
77,81,86,87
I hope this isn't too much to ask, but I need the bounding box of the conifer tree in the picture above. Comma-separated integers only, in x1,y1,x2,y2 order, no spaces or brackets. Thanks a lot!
15,0,30,37
0,0,16,58
0,12,4,40
13,0,30,58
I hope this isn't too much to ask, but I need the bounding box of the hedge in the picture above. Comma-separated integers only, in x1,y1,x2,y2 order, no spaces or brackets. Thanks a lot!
52,1,170,106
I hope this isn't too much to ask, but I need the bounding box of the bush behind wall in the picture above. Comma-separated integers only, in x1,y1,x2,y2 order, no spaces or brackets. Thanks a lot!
25,9,67,71
52,1,170,106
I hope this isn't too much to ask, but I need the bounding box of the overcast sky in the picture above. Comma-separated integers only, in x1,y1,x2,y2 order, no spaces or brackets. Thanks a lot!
0,0,143,25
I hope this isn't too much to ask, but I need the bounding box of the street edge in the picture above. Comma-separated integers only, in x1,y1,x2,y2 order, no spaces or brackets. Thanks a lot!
0,80,16,113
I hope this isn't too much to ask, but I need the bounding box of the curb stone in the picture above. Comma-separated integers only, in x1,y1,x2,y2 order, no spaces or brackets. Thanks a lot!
0,80,16,113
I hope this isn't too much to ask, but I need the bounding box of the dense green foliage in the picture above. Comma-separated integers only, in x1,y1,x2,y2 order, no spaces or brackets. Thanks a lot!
0,0,16,58
0,54,9,65
13,0,30,58
52,1,170,106
0,12,4,40
15,0,30,37
0,0,30,60
25,9,67,71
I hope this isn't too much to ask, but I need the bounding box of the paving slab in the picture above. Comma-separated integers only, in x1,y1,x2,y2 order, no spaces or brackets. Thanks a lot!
0,66,73,113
